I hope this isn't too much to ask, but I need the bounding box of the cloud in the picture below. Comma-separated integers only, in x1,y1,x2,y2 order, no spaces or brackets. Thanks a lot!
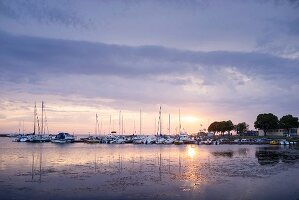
0,0,299,133
0,0,92,28
1,30,298,82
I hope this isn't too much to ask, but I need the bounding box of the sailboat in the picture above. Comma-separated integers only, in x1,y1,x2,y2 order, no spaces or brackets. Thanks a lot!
31,101,50,142
174,109,196,145
84,113,100,144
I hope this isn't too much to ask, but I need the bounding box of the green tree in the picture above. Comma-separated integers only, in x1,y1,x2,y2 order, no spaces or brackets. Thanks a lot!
254,113,279,136
225,120,234,135
208,122,218,134
279,114,299,134
235,122,249,135
208,120,234,136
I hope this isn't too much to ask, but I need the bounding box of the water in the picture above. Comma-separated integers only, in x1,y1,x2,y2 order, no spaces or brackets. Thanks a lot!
0,137,299,200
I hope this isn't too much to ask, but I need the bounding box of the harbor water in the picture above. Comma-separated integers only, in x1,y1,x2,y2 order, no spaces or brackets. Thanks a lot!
0,137,299,200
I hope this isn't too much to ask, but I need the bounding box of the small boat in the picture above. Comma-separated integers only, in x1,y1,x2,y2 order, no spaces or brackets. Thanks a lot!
51,132,75,143
84,136,100,144
164,137,174,144
270,140,279,145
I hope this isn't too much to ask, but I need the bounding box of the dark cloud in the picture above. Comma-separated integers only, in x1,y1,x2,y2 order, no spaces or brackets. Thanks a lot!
1,30,298,85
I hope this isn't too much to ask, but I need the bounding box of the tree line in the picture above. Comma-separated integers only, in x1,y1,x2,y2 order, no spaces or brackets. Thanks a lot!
207,113,299,136
254,113,299,136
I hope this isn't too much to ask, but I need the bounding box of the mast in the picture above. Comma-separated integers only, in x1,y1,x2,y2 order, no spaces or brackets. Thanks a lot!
18,121,21,135
33,102,36,135
100,118,102,135
41,101,44,135
159,106,162,136
155,117,156,135
95,113,98,136
118,111,120,134
179,108,181,132
139,109,141,135
22,120,24,135
168,113,170,135
134,120,136,135
97,115,99,136
122,115,123,135
109,114,111,134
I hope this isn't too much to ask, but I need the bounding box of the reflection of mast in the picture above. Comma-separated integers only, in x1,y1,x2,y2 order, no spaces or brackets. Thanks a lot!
159,153,162,181
31,153,34,181
39,149,42,183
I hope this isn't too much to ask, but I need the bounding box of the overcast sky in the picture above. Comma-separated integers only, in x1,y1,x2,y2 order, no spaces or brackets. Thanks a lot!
0,0,298,134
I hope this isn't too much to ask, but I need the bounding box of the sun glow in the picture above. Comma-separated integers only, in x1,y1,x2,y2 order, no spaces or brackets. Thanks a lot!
182,116,199,123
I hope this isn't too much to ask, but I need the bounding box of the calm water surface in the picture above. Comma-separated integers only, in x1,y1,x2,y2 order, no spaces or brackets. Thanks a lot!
0,137,299,200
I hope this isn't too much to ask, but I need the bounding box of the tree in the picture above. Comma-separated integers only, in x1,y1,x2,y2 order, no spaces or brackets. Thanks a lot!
254,113,279,136
235,122,249,135
208,122,218,134
279,114,299,135
208,120,234,135
225,120,234,135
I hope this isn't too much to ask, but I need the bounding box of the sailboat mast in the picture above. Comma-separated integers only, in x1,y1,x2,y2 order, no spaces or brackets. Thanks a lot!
41,101,44,135
109,114,111,134
155,118,156,135
179,109,181,132
139,109,141,135
133,120,136,135
169,113,170,135
122,115,123,135
33,102,36,135
97,115,99,136
95,113,98,136
159,106,162,136
118,111,120,134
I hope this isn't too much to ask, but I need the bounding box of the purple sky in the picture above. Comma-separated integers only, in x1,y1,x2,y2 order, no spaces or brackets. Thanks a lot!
0,0,298,134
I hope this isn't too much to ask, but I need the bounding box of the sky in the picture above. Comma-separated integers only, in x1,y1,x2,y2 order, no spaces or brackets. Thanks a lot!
0,0,299,135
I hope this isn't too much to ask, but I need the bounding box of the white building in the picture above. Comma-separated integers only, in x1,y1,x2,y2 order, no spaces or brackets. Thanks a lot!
258,128,299,137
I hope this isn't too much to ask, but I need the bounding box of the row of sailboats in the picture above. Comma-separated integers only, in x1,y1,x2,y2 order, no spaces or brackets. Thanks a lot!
13,103,195,144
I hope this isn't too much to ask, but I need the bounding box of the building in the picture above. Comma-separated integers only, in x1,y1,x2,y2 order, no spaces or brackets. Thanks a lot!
258,128,299,137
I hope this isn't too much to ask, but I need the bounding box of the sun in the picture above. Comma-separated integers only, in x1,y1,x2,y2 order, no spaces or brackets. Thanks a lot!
182,116,199,123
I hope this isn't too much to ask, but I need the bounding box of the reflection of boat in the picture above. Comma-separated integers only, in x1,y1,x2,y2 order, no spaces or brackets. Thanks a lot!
279,140,289,145
270,140,279,145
